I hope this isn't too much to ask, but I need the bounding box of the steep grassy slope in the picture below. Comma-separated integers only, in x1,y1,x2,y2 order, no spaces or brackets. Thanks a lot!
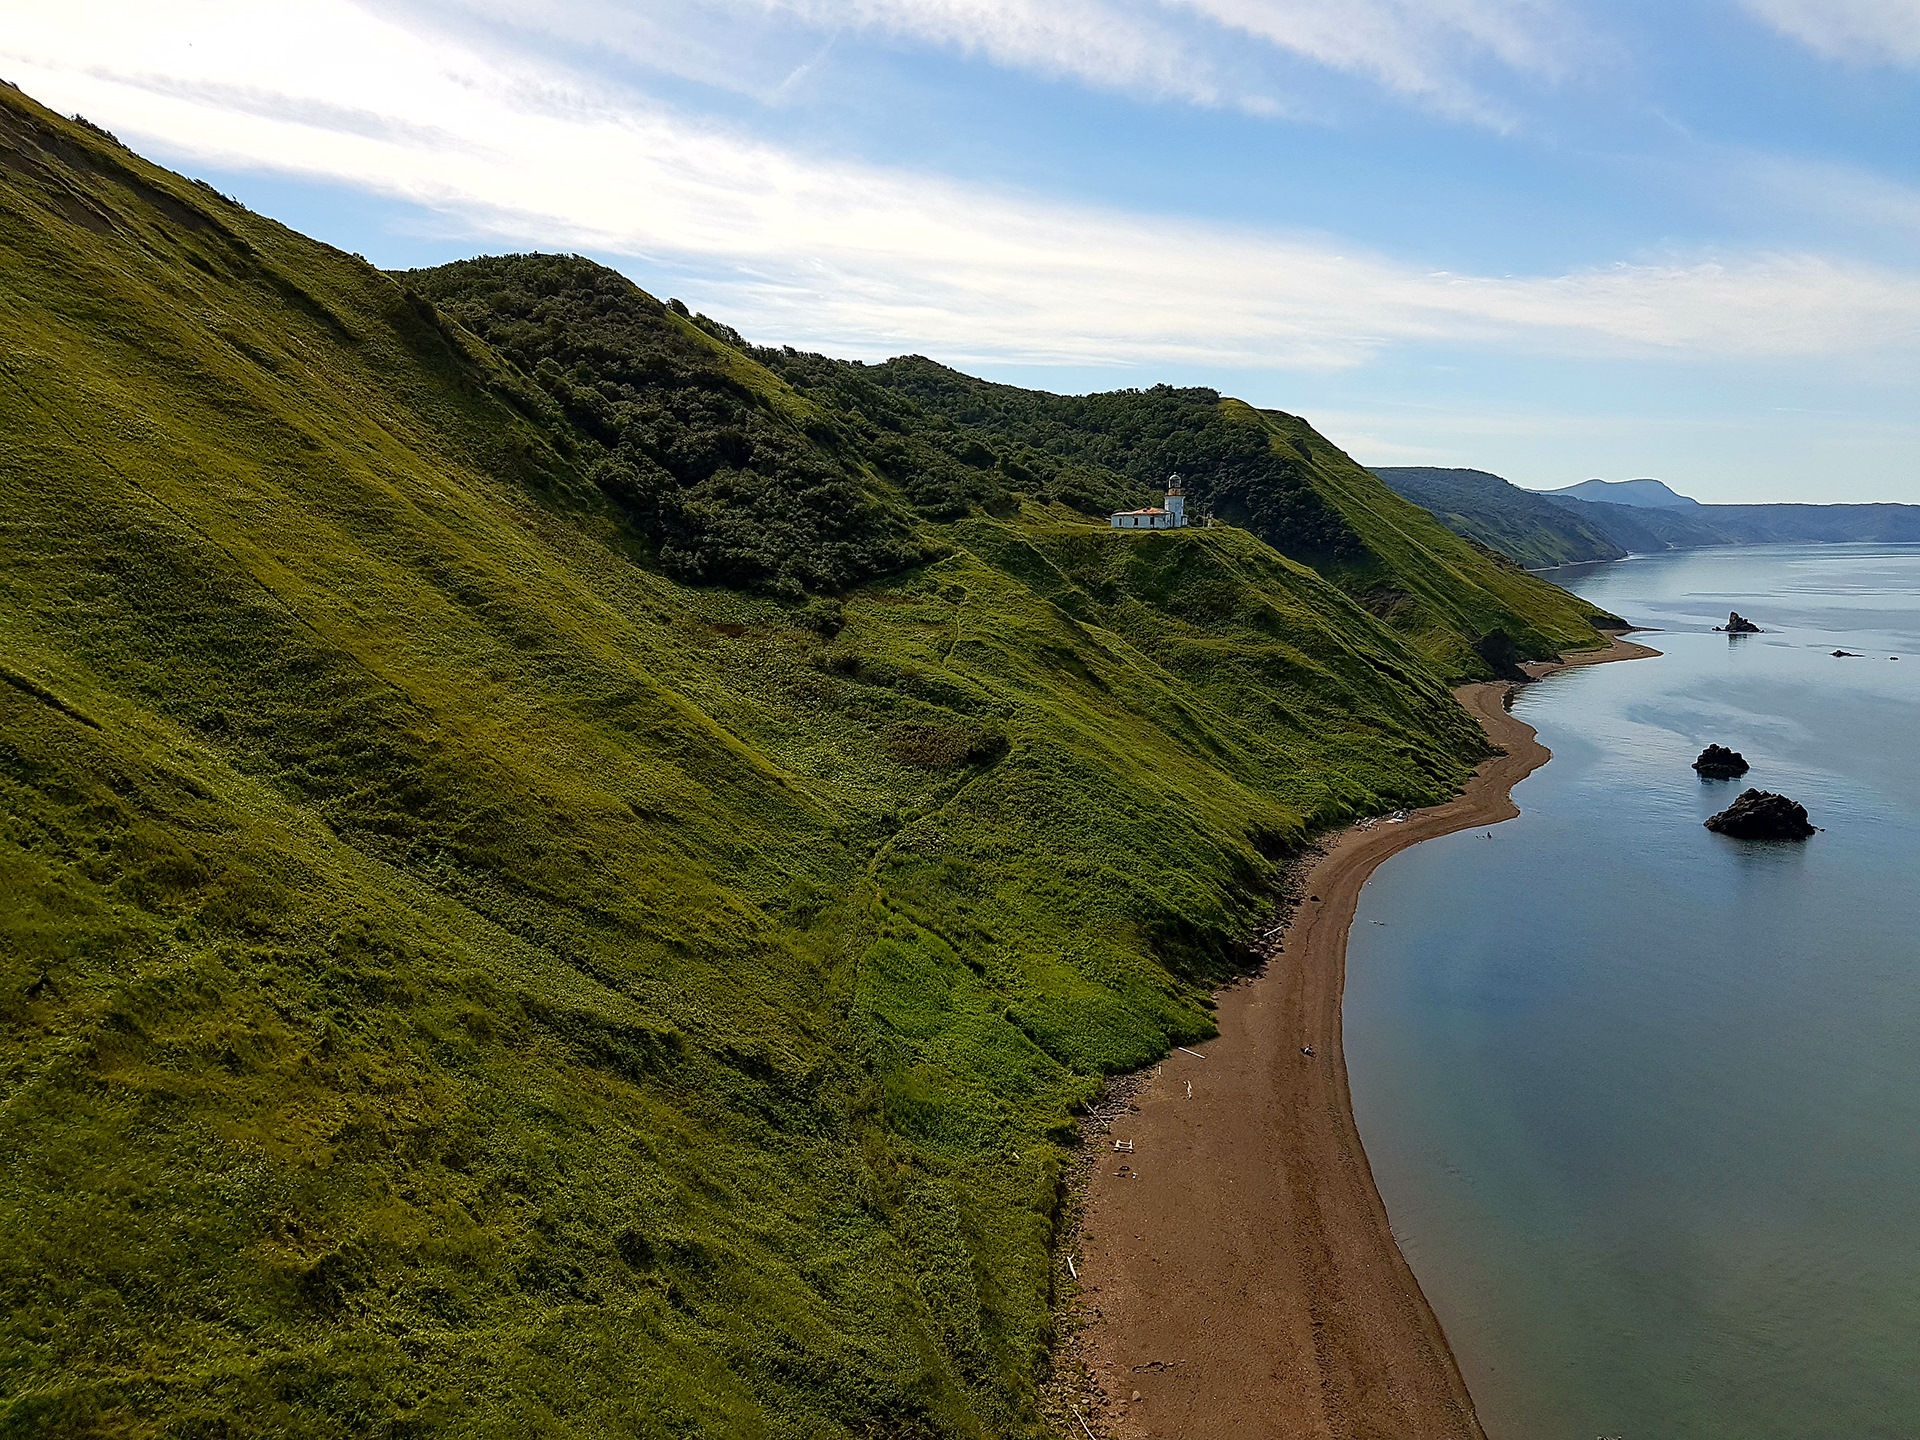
1,88,1598,1438
1370,466,1626,570
762,353,1617,678
1232,407,1620,676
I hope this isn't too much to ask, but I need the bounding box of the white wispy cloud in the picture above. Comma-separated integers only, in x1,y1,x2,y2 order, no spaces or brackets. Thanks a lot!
1172,0,1580,120
412,0,1580,122
5,1,1918,373
1725,151,1920,243
1741,0,1920,65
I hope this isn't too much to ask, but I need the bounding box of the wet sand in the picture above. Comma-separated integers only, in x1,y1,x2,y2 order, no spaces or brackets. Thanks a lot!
1074,637,1658,1439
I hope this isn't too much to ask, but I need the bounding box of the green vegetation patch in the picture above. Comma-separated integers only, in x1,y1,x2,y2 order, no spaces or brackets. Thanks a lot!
406,254,936,596
0,86,1604,1439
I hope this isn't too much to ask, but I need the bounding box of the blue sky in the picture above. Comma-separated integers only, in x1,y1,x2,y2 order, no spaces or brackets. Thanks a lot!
7,0,1918,500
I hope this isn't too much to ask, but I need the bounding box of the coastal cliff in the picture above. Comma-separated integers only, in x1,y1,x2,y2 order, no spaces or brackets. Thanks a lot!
0,85,1609,1437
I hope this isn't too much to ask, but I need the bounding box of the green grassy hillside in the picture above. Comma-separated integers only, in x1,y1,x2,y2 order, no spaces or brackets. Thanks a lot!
1235,408,1621,675
1370,466,1627,570
2,86,1602,1438
759,352,1618,678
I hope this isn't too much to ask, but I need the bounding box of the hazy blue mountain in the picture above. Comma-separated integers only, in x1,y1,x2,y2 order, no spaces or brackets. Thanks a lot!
1544,497,1920,552
1379,465,1920,566
1372,467,1627,569
1542,498,1728,551
1545,478,1703,509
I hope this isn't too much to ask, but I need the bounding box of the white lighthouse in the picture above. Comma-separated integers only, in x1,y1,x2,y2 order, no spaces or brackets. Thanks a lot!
1108,474,1189,529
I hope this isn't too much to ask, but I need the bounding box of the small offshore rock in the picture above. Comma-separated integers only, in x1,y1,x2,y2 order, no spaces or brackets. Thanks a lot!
1692,744,1750,778
1833,649,1861,658
1705,789,1816,840
1715,611,1762,633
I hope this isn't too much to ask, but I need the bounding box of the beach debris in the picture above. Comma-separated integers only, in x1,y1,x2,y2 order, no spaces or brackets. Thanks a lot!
1692,744,1750,778
1716,611,1762,633
1705,789,1817,840
1176,1046,1207,1060
1185,1081,1192,1098
1084,1092,1138,1134
1067,1255,1078,1279
1301,1046,1315,1056
1113,1140,1134,1153
1070,1405,1099,1440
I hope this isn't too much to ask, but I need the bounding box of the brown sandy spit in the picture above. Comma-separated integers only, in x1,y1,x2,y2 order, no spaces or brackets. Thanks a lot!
1070,637,1657,1440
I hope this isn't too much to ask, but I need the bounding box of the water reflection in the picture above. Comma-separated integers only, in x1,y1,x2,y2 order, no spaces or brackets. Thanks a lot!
1344,544,1920,1440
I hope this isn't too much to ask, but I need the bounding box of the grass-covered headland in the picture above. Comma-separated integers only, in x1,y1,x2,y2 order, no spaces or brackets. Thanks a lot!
0,87,1615,1438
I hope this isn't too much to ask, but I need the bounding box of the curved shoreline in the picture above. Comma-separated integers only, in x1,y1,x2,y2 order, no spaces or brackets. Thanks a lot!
1072,637,1657,1439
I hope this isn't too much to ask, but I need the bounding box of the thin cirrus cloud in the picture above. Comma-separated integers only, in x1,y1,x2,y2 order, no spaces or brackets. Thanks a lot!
4,0,1919,373
421,0,1241,112
432,0,1577,123
1170,0,1580,116
1741,0,1920,65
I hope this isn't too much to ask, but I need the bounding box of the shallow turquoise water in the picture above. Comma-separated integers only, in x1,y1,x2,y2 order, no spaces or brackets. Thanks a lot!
1345,544,1920,1440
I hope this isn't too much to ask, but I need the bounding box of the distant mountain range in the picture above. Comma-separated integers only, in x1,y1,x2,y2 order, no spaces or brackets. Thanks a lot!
1368,468,1626,569
1542,477,1701,509
1374,467,1920,570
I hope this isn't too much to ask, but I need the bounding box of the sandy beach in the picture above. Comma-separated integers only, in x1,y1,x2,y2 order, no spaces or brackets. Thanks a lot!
1072,636,1658,1440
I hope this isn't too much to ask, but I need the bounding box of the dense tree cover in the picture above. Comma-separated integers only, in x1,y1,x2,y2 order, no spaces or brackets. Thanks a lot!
407,255,934,596
829,356,1366,560
409,260,1360,592
749,346,1151,522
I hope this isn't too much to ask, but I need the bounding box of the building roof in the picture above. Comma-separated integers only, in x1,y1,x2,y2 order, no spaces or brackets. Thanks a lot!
1112,507,1169,516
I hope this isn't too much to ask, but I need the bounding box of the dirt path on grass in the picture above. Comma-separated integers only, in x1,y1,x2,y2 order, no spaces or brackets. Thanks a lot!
1071,636,1657,1440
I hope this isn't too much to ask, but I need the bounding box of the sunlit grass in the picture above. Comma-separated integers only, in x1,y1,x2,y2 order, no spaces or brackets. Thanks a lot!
0,86,1607,1438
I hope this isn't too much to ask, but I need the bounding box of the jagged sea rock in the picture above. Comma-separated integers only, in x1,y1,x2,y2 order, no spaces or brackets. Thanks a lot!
1716,611,1762,633
1692,744,1750,778
1705,789,1816,840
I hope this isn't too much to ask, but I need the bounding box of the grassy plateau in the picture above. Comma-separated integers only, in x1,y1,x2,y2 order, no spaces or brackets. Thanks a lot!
0,86,1615,1438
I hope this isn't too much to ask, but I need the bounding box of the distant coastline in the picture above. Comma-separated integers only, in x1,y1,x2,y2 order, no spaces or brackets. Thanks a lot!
1070,635,1657,1439
1372,466,1920,574
1529,538,1920,576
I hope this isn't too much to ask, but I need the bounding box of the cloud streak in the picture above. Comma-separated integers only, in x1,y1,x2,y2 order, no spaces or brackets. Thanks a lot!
417,0,1580,123
1741,0,1920,66
6,1,1918,374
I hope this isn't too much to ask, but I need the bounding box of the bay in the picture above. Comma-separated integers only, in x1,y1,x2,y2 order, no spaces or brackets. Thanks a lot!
1345,543,1920,1439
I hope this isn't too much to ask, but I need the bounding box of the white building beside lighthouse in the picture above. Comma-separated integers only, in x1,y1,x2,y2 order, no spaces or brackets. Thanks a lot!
1109,476,1187,529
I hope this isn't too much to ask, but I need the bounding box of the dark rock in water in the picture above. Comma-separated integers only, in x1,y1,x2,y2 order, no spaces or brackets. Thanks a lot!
1715,611,1762,633
1693,744,1750,778
1705,789,1816,840
1833,649,1861,657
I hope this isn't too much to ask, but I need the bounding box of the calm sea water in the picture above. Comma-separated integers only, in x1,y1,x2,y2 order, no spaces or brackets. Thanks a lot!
1345,544,1920,1440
